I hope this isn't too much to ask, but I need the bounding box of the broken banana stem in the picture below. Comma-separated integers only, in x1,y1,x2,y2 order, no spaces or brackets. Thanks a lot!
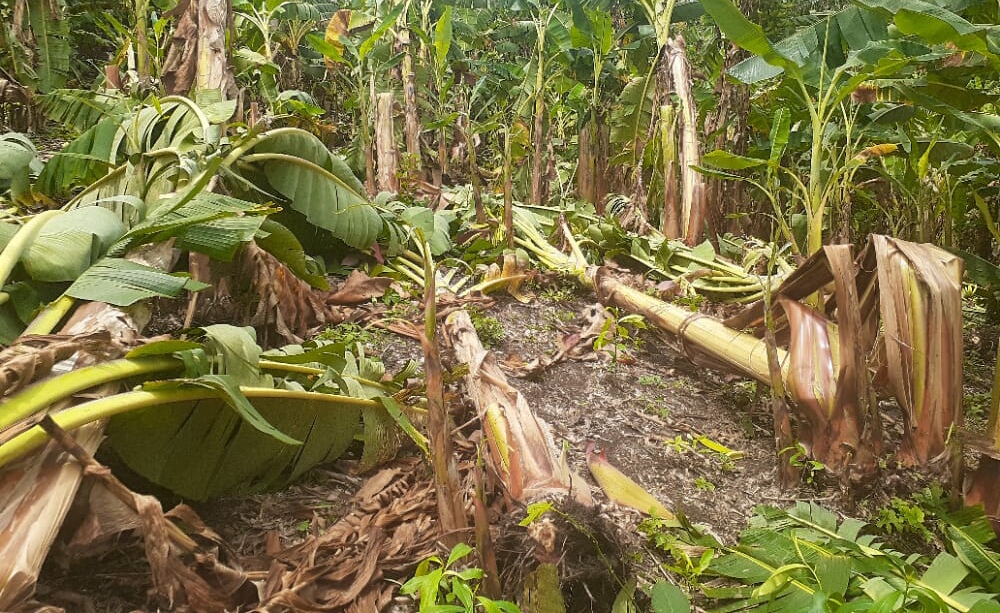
590,267,788,386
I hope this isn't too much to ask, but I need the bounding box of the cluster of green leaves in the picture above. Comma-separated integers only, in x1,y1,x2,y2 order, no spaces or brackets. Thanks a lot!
401,543,522,613
705,502,1000,613
700,0,1000,255
469,307,506,348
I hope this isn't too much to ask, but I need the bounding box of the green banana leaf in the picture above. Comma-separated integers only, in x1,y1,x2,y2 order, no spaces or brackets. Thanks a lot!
0,207,126,282
65,257,208,306
254,219,329,290
107,384,362,501
239,129,382,249
24,0,70,93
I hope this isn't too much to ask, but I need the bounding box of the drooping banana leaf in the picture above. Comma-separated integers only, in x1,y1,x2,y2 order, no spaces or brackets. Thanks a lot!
609,65,656,167
111,192,271,261
24,0,70,93
106,383,365,500
944,508,1000,593
35,116,121,196
37,89,129,135
4,207,127,282
254,218,329,290
237,129,382,250
64,98,214,212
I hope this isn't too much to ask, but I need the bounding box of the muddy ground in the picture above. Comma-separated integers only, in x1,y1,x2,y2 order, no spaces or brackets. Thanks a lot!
33,281,983,612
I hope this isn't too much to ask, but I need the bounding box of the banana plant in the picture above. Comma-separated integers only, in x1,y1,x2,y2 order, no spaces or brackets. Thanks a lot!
0,95,383,342
233,0,321,115
701,0,1000,256
308,2,403,194
701,0,916,256
0,324,423,500
0,0,69,93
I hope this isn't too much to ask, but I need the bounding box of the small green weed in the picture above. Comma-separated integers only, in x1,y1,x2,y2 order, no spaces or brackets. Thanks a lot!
639,517,716,591
543,308,577,328
780,443,826,484
671,294,704,312
694,477,716,492
876,497,934,543
639,374,668,388
707,502,1000,611
469,308,505,348
539,283,575,303
965,391,991,427
665,434,743,472
718,380,758,412
400,543,521,613
594,308,646,362
643,401,670,420
314,322,385,349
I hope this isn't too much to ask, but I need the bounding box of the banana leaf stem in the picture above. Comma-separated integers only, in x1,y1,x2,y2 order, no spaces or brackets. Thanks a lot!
0,356,183,431
23,295,78,335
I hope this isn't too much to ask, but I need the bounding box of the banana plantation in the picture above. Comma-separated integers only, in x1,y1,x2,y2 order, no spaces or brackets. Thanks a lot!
5,0,1000,610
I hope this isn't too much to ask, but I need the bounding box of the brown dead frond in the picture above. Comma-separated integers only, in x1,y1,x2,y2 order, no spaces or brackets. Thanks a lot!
258,458,439,612
0,332,113,397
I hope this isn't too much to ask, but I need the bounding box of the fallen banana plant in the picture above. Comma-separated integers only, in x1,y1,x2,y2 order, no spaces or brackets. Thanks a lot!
514,204,780,303
0,325,421,500
510,212,965,488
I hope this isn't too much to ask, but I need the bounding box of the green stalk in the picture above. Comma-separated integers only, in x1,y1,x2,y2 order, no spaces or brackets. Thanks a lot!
0,355,183,431
0,210,62,289
258,360,392,392
0,387,379,469
23,295,77,335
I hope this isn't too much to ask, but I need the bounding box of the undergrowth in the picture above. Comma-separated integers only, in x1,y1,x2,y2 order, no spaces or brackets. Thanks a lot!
640,499,1000,613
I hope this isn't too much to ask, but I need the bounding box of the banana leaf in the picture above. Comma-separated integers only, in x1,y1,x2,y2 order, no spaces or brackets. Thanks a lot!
106,385,364,500
238,129,382,250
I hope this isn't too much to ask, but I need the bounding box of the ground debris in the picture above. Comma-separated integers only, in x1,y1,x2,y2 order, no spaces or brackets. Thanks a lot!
257,457,438,612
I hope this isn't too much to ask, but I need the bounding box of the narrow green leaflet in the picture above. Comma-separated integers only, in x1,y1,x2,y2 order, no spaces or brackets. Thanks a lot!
198,324,270,386
702,150,768,171
166,375,300,445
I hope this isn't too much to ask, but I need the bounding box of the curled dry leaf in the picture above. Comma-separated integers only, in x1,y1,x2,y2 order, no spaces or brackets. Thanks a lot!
327,270,393,305
258,458,439,612
0,332,113,397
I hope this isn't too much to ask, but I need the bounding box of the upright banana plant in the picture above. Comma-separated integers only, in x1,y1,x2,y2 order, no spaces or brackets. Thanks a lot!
0,0,69,94
624,0,706,243
565,0,619,210
700,0,1000,256
527,0,561,205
